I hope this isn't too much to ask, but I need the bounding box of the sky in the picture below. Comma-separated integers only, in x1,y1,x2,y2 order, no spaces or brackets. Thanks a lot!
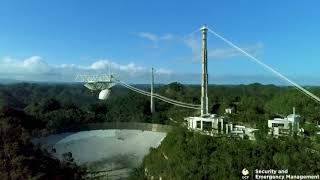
1,0,320,85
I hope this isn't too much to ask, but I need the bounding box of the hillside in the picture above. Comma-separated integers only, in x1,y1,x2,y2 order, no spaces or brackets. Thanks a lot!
130,127,320,179
1,82,320,179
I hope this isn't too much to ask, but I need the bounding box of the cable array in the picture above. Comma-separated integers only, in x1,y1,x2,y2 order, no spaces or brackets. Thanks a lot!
115,79,201,109
206,27,320,104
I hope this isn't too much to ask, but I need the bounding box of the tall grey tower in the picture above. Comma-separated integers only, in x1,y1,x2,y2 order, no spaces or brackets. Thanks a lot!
200,25,209,116
151,68,155,114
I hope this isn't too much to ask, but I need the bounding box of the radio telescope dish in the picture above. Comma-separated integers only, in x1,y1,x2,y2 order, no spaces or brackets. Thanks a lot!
99,89,111,100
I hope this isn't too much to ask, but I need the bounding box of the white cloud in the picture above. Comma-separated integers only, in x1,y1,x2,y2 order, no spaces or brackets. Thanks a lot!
208,43,263,59
59,63,77,68
88,60,147,73
0,56,316,85
0,56,52,74
0,56,172,82
138,32,159,42
160,34,174,40
90,60,110,70
136,31,262,62
184,36,263,61
137,32,174,42
156,68,172,75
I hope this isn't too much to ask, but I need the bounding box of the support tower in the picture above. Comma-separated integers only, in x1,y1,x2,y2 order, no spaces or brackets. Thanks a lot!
151,68,155,113
201,25,209,116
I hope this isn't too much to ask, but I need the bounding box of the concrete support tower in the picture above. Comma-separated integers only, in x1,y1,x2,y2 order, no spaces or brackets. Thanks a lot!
201,25,209,116
151,68,155,113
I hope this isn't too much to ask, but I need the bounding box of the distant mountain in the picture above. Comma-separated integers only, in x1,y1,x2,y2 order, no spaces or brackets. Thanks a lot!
0,78,70,85
0,78,23,84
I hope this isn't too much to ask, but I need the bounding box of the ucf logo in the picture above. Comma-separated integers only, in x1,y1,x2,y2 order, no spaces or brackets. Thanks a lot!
242,168,249,179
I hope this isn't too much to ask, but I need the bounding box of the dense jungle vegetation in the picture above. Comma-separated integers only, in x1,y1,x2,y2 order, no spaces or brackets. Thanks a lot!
1,82,320,179
131,127,320,180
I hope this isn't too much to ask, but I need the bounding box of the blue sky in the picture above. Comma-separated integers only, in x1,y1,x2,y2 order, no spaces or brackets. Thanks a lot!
1,0,320,84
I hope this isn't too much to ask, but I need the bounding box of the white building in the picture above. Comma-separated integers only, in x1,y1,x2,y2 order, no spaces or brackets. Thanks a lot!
185,114,258,140
185,114,231,135
225,107,235,114
230,125,258,140
268,108,302,137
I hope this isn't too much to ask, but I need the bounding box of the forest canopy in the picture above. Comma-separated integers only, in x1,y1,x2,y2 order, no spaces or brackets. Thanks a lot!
1,82,320,179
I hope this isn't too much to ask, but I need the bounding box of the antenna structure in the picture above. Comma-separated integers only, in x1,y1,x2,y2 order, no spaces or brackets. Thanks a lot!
151,68,155,113
75,74,115,100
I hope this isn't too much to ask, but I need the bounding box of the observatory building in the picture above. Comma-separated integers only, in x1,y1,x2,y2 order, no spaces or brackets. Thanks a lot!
185,115,258,140
268,107,302,137
185,114,230,134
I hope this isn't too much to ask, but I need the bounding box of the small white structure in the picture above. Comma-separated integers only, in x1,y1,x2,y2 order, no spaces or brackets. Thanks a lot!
268,107,302,137
228,125,258,140
244,127,259,140
230,125,245,137
225,107,235,114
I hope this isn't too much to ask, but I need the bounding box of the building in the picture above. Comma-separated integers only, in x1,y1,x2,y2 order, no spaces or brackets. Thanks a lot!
230,125,258,140
225,107,235,114
185,114,231,135
268,107,302,137
184,115,258,140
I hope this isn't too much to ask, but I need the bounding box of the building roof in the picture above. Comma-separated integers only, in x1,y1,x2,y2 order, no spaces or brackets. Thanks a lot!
287,114,301,118
268,118,290,123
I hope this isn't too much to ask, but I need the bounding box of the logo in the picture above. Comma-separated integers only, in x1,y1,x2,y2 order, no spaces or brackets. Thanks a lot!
242,168,249,176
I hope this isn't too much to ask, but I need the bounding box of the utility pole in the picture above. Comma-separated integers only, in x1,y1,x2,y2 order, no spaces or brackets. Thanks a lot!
151,68,155,114
201,25,209,116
